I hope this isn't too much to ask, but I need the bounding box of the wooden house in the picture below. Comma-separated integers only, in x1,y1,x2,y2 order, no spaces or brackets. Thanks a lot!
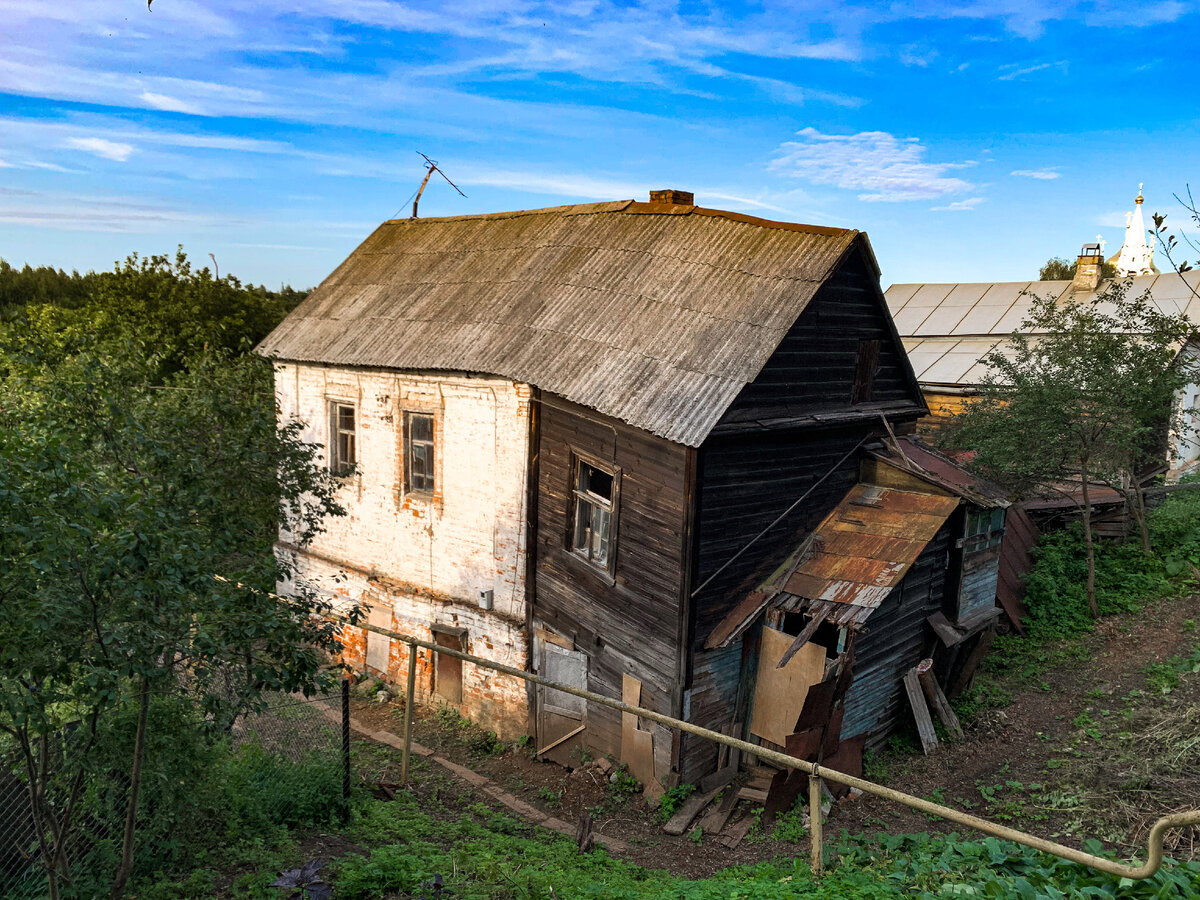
258,190,976,786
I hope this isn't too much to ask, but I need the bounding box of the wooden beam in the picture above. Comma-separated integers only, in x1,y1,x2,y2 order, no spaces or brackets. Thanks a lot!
903,667,938,755
917,662,964,740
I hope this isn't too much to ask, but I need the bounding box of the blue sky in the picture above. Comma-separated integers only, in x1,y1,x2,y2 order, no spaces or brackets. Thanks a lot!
2,1,1198,289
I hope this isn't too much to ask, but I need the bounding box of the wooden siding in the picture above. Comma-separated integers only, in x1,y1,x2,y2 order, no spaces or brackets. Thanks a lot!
841,522,952,745
717,247,924,426
533,398,690,762
679,248,926,780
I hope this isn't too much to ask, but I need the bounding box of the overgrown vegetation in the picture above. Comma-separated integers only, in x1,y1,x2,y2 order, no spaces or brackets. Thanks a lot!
138,786,1200,899
0,250,348,898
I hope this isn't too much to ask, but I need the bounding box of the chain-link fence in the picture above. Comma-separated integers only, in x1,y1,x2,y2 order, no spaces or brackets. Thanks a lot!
1,685,349,900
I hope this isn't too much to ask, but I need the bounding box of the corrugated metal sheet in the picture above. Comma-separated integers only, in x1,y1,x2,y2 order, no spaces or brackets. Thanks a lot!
884,271,1200,390
257,200,861,447
706,480,962,648
880,436,1010,508
996,505,1039,632
779,484,959,609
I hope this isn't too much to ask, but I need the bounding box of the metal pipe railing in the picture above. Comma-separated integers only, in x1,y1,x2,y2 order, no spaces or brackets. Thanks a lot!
345,617,1200,881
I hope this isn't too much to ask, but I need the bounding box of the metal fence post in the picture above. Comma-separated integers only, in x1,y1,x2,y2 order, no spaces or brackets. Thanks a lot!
401,640,417,785
341,677,351,810
809,767,824,880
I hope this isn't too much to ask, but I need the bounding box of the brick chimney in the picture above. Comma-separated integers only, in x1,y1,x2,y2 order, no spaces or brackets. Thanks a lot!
1072,242,1104,291
649,189,694,205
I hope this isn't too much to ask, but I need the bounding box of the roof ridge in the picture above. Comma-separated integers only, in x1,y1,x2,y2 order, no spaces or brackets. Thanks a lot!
383,198,855,238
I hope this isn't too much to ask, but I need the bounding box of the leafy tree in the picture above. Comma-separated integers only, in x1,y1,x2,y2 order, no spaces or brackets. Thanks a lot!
1038,256,1117,281
1152,186,1200,303
0,254,342,899
948,281,1197,616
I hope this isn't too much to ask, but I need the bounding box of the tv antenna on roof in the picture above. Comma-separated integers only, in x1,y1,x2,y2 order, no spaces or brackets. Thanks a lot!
411,152,466,218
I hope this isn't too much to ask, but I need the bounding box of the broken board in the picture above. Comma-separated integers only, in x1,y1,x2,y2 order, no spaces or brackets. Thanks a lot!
903,667,939,754
750,627,826,747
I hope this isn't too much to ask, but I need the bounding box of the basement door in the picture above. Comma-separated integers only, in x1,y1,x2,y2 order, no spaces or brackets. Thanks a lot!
536,639,588,767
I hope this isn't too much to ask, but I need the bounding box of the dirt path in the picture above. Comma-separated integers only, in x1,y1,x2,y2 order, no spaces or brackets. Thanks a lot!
347,590,1200,877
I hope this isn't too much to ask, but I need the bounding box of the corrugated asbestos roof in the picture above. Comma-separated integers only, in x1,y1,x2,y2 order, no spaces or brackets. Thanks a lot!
885,271,1200,387
257,199,862,447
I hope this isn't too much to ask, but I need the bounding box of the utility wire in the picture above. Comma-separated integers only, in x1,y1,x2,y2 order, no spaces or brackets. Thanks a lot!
690,435,869,599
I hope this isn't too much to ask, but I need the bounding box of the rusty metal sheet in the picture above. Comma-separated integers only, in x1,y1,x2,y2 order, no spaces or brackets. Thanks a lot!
256,200,858,448
780,482,959,609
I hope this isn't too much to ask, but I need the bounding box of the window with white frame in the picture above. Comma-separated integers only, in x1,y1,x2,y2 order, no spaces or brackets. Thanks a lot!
571,457,617,571
329,402,356,474
404,412,435,493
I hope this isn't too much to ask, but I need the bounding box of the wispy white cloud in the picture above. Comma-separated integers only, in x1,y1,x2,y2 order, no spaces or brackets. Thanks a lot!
998,60,1067,80
932,197,985,211
769,128,975,202
139,92,204,115
0,189,238,233
65,137,136,161
1011,167,1060,179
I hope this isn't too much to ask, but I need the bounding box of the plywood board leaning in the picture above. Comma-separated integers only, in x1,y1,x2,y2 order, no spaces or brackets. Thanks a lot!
750,627,827,747
621,674,658,793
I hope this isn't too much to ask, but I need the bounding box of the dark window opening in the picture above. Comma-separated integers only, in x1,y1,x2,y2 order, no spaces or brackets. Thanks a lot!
330,402,356,474
571,458,617,570
405,412,435,493
851,338,880,404
779,613,842,660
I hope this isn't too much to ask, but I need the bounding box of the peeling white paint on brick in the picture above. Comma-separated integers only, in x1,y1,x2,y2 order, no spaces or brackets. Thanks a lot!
273,363,533,737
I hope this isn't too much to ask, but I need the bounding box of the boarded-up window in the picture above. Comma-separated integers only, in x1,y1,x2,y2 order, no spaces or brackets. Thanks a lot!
433,627,465,705
851,339,880,404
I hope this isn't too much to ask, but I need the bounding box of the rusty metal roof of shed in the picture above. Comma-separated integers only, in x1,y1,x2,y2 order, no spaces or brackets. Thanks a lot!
782,484,961,607
706,482,960,647
257,199,864,446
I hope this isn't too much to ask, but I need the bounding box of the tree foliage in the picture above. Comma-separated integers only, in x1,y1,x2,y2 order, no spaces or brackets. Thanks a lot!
947,281,1197,615
0,251,346,899
1038,255,1117,281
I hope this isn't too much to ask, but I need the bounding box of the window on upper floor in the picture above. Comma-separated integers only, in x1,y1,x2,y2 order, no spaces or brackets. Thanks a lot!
571,455,618,572
329,402,356,474
404,411,436,493
852,338,880,404
963,507,1005,552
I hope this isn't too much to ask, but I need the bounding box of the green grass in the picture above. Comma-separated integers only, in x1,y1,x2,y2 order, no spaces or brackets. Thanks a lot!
325,795,1200,899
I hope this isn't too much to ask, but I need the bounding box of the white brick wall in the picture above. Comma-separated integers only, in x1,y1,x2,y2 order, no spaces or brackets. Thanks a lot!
273,363,533,737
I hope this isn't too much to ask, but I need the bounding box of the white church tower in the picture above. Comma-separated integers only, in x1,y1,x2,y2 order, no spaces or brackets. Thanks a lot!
1113,184,1157,277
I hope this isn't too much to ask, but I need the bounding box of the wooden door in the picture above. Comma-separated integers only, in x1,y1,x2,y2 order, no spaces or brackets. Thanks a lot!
536,640,588,766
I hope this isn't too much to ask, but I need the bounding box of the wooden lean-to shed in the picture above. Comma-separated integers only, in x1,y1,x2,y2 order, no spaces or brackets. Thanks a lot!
258,190,931,787
706,434,1009,771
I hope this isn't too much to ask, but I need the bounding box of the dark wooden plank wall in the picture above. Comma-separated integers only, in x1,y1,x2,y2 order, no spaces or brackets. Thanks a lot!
533,398,689,760
682,425,866,778
679,249,927,780
717,247,921,426
840,521,953,746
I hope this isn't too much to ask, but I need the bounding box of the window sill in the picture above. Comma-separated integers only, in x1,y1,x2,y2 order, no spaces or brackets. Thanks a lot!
564,548,617,587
